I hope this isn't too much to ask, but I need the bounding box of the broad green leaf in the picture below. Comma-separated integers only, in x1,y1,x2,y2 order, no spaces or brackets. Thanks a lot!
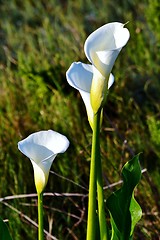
0,217,12,240
106,154,142,240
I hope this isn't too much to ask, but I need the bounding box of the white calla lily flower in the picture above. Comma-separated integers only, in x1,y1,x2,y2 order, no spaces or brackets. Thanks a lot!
66,62,114,128
84,22,130,112
18,130,69,193
84,22,130,77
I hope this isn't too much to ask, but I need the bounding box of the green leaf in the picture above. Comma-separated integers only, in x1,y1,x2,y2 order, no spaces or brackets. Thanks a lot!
130,196,142,236
106,154,142,240
0,217,12,240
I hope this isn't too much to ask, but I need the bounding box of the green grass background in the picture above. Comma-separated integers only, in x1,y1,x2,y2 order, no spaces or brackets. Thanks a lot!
0,0,160,239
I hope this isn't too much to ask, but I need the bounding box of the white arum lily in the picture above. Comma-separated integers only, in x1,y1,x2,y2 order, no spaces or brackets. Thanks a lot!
84,22,130,112
66,22,130,119
66,61,114,128
84,22,130,77
18,130,69,194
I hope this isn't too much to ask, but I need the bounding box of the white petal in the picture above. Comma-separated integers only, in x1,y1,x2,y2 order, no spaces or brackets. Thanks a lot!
18,130,69,164
79,90,94,128
84,22,130,76
31,155,56,193
114,25,130,48
66,62,93,92
31,160,46,193
66,62,94,127
90,66,106,113
108,73,114,89
96,49,121,76
18,141,54,163
42,130,69,154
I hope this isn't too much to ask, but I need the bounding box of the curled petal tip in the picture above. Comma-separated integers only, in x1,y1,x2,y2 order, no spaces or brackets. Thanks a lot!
123,21,129,26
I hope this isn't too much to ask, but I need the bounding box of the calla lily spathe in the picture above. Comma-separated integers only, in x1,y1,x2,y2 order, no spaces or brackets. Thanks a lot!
84,22,130,77
18,130,69,194
66,62,114,128
85,22,130,113
66,22,130,122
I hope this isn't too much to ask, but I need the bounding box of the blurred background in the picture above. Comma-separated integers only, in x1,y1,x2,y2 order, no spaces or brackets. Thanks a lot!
0,0,160,239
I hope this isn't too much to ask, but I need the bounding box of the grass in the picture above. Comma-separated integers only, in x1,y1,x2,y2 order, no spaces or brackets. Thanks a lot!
0,0,160,239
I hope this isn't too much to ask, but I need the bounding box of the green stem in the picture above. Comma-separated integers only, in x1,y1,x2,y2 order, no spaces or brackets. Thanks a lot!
38,192,44,240
93,109,108,240
86,111,100,240
97,140,109,240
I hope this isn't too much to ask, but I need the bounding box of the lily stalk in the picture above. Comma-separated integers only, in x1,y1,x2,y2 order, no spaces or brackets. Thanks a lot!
86,110,100,240
38,192,44,240
86,108,108,240
96,116,109,240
